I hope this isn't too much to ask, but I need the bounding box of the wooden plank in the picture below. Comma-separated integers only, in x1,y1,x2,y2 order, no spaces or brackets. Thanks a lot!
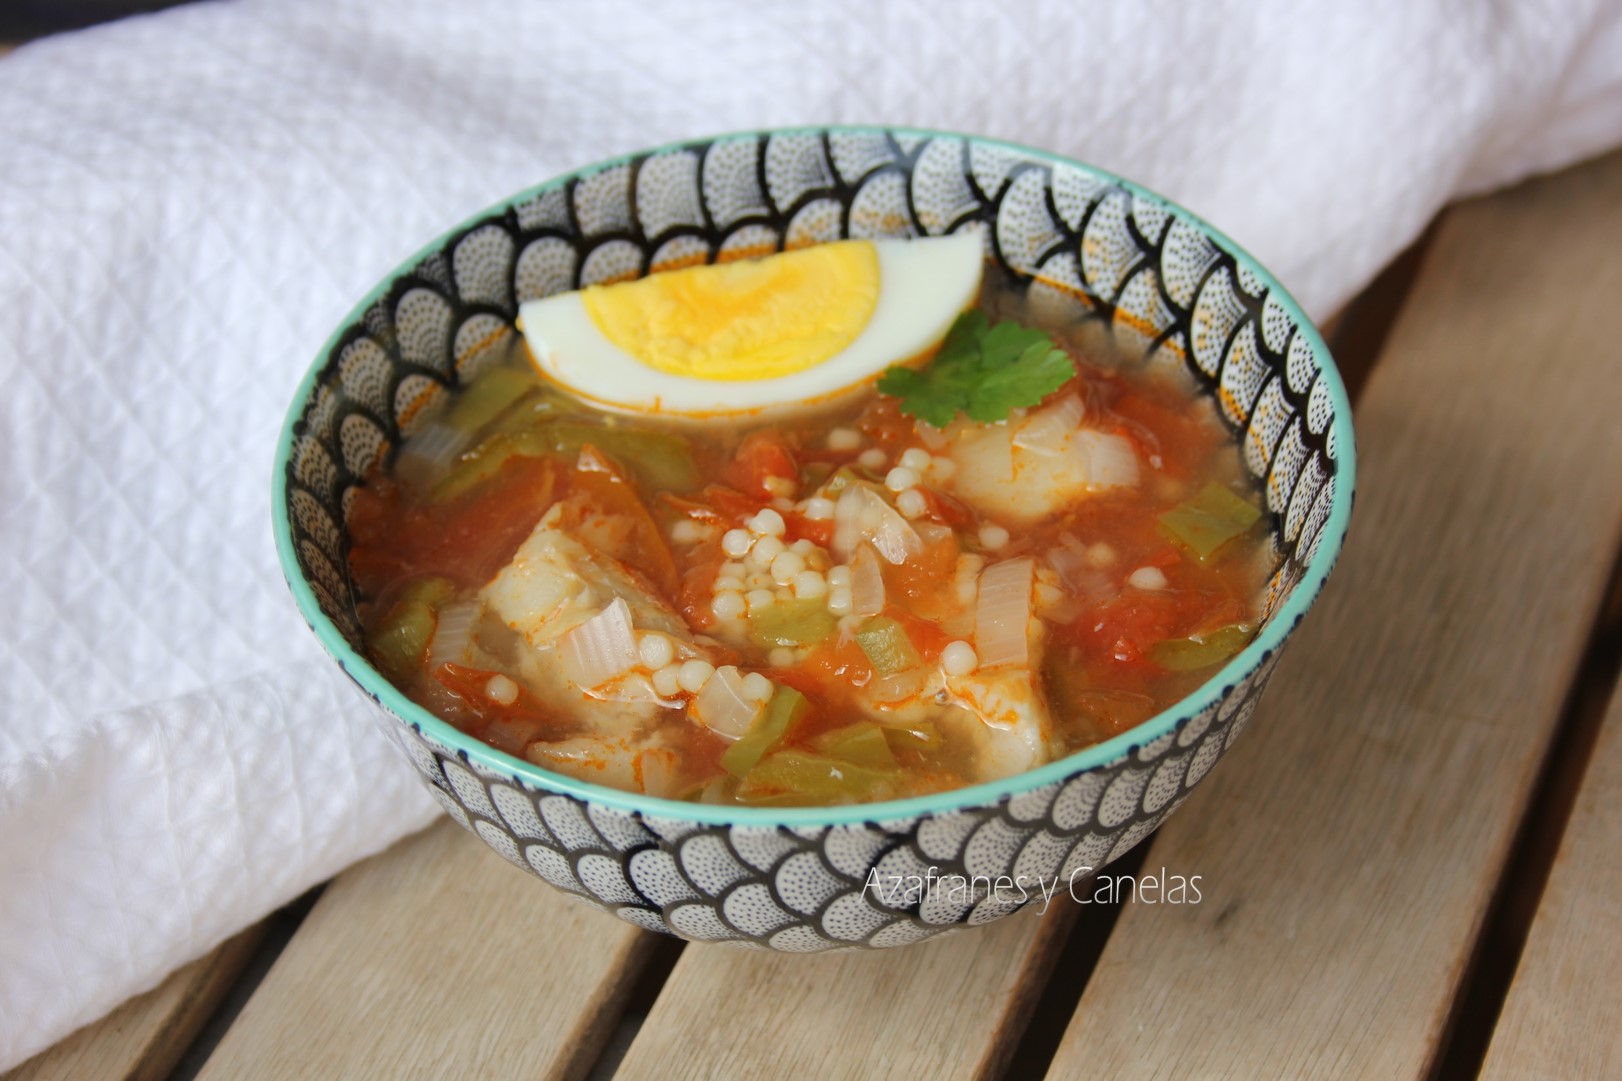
1045,149,1622,1078
2,926,264,1081
614,902,1075,1081
195,819,658,1081
1479,674,1622,1081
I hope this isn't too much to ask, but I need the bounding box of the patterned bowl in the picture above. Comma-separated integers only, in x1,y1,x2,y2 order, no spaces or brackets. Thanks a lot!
273,126,1354,951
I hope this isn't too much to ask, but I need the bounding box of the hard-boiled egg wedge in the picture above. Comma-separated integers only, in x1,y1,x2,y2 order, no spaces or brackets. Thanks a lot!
517,234,984,419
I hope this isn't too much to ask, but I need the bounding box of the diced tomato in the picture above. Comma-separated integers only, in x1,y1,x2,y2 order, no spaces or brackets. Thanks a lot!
916,486,978,531
677,538,725,630
856,395,916,448
783,512,834,549
431,663,567,754
800,635,875,692
1072,588,1247,669
880,605,953,662
555,445,679,595
727,430,798,501
697,484,762,523
658,493,727,525
347,456,562,594
1107,394,1225,476
881,530,959,611
1144,546,1182,569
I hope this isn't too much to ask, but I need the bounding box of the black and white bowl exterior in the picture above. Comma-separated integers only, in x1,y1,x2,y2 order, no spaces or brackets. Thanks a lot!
274,127,1354,952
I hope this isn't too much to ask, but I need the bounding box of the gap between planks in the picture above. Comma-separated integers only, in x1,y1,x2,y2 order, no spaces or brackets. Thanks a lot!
1476,622,1622,1080
1044,148,1622,1078
1438,561,1622,1080
189,818,662,1081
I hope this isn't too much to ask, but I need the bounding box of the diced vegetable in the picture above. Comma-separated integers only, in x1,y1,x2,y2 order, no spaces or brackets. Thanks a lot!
1150,623,1255,671
850,544,886,618
975,558,1035,668
560,450,681,595
749,598,838,648
558,598,639,690
395,422,472,486
432,661,560,747
728,430,799,500
1158,483,1262,561
854,616,922,675
736,749,895,804
445,364,538,434
366,577,455,680
833,484,921,564
429,430,544,502
692,666,765,739
721,686,808,777
1075,429,1140,489
542,423,699,493
426,599,480,670
883,721,942,754
1066,688,1159,738
811,722,897,770
433,421,698,502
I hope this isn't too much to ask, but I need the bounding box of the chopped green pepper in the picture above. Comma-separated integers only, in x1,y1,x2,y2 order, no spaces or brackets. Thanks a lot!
811,722,898,770
721,687,808,778
538,423,700,492
748,598,838,648
883,721,942,755
444,364,538,435
1150,623,1255,671
366,577,455,681
430,420,699,502
1157,483,1262,561
736,749,895,804
854,616,921,675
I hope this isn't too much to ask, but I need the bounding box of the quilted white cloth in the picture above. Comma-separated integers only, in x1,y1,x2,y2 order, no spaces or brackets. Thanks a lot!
1,0,1619,1067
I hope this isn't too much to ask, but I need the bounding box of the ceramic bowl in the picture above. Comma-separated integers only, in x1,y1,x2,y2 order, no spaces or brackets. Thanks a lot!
274,126,1354,951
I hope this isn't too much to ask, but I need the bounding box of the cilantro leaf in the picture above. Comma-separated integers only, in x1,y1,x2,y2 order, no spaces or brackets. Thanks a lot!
876,311,1076,426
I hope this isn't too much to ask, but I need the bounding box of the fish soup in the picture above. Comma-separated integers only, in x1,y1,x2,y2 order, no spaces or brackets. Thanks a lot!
348,240,1271,807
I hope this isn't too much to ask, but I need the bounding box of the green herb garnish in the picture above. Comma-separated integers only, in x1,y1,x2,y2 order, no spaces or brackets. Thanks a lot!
875,311,1076,427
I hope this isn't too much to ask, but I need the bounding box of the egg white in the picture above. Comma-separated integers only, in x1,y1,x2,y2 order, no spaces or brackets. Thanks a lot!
517,233,985,418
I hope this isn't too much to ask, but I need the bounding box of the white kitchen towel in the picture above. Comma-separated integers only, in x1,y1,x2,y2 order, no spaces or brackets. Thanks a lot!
2,0,1620,1067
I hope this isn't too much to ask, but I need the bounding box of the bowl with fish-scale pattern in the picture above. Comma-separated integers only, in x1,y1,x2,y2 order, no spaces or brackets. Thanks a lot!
274,127,1354,950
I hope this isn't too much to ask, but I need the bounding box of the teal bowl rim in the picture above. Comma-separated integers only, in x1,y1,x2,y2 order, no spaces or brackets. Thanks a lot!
272,123,1356,829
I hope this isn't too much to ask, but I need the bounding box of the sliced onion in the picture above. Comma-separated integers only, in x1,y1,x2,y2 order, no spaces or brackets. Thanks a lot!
976,558,1035,668
558,597,638,690
1075,430,1140,489
850,544,886,618
831,484,867,559
638,745,681,797
395,421,471,487
1012,395,1086,456
858,487,921,563
691,665,761,740
1045,542,1086,588
833,483,921,564
427,600,480,670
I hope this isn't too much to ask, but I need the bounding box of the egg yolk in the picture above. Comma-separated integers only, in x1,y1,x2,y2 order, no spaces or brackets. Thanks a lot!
580,240,879,382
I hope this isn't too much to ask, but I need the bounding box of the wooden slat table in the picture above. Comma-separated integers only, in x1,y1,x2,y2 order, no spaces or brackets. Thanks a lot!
9,147,1621,1081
